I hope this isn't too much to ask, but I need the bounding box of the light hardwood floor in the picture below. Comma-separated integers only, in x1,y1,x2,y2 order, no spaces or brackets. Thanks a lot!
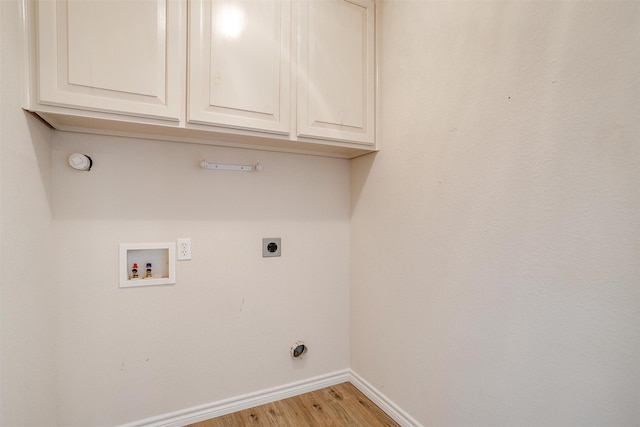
186,382,399,426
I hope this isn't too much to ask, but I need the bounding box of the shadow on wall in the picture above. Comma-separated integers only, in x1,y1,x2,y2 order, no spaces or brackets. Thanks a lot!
25,111,54,214
350,151,377,218
49,131,351,222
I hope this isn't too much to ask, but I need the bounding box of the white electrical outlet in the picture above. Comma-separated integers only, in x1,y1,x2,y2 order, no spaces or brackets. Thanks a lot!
177,238,191,260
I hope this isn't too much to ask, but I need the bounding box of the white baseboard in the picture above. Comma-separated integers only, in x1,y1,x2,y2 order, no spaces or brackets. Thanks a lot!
119,369,421,427
118,369,351,427
348,370,423,427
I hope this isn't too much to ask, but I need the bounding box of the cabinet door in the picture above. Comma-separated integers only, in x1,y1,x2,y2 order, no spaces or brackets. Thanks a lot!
36,0,184,121
189,0,291,134
297,0,375,145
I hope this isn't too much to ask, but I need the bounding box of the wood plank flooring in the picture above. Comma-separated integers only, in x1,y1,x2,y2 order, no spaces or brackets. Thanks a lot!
186,382,399,426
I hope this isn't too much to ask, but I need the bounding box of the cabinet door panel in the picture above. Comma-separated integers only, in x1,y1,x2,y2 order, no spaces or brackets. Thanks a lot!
298,0,375,145
189,0,291,134
37,0,184,121
66,2,159,97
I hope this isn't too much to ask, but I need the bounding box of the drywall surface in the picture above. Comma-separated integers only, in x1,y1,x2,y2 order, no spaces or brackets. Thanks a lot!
351,1,639,426
0,0,58,425
50,132,350,426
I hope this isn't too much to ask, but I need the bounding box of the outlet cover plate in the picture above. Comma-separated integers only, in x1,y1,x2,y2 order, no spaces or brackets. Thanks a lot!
262,238,281,257
177,238,191,260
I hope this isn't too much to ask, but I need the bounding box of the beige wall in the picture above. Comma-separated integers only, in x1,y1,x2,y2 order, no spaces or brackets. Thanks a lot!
351,1,639,426
0,0,57,425
50,133,350,426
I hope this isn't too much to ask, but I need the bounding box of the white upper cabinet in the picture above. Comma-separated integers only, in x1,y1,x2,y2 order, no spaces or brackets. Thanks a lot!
24,0,377,158
35,0,185,121
297,0,375,145
189,0,291,134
